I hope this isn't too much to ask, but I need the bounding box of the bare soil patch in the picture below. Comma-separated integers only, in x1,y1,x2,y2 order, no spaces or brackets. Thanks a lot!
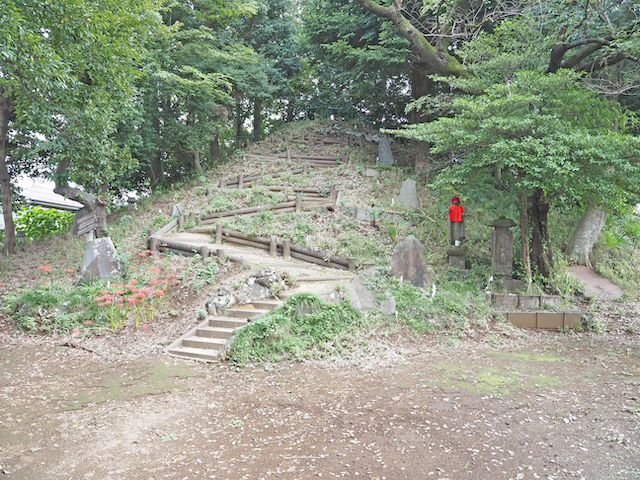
1,309,639,480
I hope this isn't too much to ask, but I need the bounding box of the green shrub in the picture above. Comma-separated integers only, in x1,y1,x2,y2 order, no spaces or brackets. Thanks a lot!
229,293,362,366
15,206,74,241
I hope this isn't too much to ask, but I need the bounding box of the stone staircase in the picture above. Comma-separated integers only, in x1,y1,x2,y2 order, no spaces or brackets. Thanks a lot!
166,299,283,362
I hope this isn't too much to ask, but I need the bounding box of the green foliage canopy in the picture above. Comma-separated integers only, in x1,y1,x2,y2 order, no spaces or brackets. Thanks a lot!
388,70,640,211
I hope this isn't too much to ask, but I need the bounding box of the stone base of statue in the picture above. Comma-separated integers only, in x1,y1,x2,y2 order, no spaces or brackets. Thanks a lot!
494,276,526,293
446,245,468,270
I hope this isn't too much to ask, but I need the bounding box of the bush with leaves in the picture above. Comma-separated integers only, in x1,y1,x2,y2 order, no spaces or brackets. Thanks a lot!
229,294,362,366
14,206,74,241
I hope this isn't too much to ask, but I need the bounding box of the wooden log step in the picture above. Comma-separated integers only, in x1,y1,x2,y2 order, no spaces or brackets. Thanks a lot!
224,307,272,319
208,316,248,329
195,326,235,339
181,336,228,350
250,299,282,311
166,345,222,362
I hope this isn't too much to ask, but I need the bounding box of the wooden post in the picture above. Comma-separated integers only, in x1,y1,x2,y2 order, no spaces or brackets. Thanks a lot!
219,179,225,188
330,184,337,204
295,193,302,212
200,245,209,259
348,257,357,272
206,187,210,196
303,163,308,175
177,215,185,230
283,239,291,260
149,237,158,252
189,212,196,224
215,224,223,244
238,174,244,189
286,148,291,162
216,248,225,258
270,236,277,257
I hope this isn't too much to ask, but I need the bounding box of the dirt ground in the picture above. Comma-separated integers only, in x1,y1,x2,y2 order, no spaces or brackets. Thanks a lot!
1,300,639,480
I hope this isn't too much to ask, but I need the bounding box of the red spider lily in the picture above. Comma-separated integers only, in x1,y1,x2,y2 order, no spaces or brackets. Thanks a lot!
73,327,80,334
130,279,138,284
149,267,160,273
129,265,137,270
66,269,75,273
84,321,93,325
154,289,165,296
100,290,109,295
116,303,124,308
149,278,159,285
142,324,149,330
104,300,112,306
37,265,52,272
114,289,124,295
93,296,105,302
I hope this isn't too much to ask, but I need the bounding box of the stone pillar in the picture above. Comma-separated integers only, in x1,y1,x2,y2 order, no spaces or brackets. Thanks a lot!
489,217,517,278
446,246,468,270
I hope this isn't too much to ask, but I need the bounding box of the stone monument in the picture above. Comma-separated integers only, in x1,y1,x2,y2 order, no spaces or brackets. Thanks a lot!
377,134,394,166
489,217,525,291
391,235,430,287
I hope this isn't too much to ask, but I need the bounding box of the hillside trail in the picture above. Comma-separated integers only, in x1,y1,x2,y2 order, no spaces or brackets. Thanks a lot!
1,126,639,479
568,265,625,300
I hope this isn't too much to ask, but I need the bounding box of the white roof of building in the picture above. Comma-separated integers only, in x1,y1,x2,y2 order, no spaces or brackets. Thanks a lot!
22,185,83,211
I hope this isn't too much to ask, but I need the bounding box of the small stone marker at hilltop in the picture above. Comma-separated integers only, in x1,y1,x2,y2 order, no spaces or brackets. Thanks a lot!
391,235,430,288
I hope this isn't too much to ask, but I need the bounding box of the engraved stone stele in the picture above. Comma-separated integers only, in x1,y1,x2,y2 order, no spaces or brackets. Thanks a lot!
489,217,517,278
391,235,430,287
80,237,124,281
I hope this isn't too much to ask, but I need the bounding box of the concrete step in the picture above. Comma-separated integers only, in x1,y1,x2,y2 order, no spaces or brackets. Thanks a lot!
250,299,282,311
196,326,235,339
182,336,228,350
208,316,248,328
224,307,271,319
167,345,222,362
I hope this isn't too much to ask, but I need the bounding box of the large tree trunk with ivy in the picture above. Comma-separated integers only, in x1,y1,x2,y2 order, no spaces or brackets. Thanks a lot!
0,94,15,256
53,159,108,238
529,189,554,278
253,99,262,143
565,205,607,269
210,134,221,161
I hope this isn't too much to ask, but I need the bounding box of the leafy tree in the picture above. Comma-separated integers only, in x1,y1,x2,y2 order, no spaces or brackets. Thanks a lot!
388,70,640,281
0,0,163,255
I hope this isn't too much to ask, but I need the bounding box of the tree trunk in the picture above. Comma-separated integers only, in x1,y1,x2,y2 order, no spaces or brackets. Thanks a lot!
519,193,532,285
149,117,163,184
53,159,108,238
565,205,607,269
0,93,15,256
235,97,243,148
253,99,262,142
192,147,203,173
210,134,221,161
528,188,554,278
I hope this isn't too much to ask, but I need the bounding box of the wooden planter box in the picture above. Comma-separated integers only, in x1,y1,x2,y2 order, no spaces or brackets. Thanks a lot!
503,311,582,330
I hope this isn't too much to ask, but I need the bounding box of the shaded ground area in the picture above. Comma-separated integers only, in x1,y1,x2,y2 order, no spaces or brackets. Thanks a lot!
568,266,625,301
1,328,639,480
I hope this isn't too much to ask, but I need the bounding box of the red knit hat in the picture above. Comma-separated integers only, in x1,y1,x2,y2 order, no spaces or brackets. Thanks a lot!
451,196,460,203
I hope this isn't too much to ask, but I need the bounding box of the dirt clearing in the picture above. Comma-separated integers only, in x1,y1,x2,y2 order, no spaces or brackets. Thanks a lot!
1,323,639,480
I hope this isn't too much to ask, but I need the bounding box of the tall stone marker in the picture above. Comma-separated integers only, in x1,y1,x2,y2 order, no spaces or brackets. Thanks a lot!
391,235,430,288
489,217,516,278
396,178,419,208
80,237,124,282
377,134,394,166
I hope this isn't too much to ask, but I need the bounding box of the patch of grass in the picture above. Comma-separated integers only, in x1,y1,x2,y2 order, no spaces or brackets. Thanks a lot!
1,282,109,333
366,271,494,333
229,293,363,366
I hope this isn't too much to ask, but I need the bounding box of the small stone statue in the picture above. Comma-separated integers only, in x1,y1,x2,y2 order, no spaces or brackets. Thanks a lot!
446,196,465,246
